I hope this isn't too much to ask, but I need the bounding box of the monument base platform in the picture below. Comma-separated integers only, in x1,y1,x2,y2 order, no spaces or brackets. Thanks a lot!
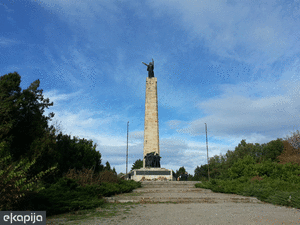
125,168,175,181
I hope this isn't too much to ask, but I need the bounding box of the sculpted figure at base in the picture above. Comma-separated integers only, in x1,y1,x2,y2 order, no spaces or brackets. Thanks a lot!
144,152,161,168
142,58,154,78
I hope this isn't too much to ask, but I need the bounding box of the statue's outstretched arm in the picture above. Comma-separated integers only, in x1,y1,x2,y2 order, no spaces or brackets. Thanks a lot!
142,62,148,66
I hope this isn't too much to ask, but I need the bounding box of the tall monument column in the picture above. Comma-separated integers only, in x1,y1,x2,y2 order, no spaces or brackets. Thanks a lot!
143,76,160,168
141,59,160,168
124,59,174,181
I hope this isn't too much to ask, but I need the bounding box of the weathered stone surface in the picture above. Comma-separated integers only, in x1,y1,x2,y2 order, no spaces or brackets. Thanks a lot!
129,168,175,181
104,181,263,204
143,77,159,168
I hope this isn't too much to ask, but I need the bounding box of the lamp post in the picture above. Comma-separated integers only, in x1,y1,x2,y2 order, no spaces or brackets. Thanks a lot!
205,123,210,181
126,121,129,177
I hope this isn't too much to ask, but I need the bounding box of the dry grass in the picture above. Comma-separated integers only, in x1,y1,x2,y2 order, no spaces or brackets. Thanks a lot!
63,167,119,188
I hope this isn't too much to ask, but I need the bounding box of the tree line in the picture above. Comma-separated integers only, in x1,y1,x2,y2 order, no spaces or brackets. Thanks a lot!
0,72,115,193
130,133,300,181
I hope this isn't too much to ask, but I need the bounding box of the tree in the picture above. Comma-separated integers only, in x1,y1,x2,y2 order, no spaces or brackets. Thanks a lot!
48,118,66,137
112,167,117,175
131,159,143,170
277,140,300,166
0,72,60,185
260,138,285,163
0,72,59,209
104,161,111,171
0,72,55,163
117,172,125,178
194,165,208,180
0,147,57,210
228,155,257,179
0,72,105,186
43,132,104,184
283,129,300,150
187,174,194,181
172,170,177,179
233,139,261,162
175,166,186,178
0,72,60,175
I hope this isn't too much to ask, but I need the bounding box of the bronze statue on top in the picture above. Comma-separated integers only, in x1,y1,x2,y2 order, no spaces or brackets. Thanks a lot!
142,58,154,78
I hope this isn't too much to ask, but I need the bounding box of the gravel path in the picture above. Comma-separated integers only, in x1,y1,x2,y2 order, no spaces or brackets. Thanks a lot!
48,181,300,225
61,202,300,225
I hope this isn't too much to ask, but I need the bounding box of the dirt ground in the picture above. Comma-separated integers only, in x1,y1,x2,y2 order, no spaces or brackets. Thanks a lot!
47,181,300,225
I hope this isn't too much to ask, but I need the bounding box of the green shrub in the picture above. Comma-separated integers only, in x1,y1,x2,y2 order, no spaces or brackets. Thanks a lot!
228,155,257,179
10,177,105,217
9,171,142,217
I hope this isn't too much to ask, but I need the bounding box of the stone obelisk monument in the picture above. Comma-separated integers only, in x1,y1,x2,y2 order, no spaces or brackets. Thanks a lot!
143,75,160,167
142,59,159,168
124,59,174,181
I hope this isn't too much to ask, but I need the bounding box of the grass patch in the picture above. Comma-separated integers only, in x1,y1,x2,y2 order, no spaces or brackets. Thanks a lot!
46,202,140,224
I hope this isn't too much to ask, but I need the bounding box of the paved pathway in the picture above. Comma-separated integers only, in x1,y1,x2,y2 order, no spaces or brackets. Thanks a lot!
104,181,264,204
51,181,300,224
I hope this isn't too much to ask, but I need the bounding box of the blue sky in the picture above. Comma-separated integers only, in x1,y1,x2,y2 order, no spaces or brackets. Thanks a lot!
1,0,300,175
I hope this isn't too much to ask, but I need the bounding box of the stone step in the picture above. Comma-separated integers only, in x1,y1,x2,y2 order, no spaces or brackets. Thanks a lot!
104,180,264,205
140,181,202,189
104,196,263,204
140,185,199,189
132,188,208,193
141,181,202,185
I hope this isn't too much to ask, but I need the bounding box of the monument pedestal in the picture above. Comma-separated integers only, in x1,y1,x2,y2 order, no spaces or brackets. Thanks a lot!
126,168,175,181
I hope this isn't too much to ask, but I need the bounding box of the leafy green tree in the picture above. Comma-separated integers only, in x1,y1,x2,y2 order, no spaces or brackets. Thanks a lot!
112,167,117,175
0,72,59,209
260,138,285,163
194,164,209,180
175,166,186,178
187,174,194,181
207,154,225,178
233,139,262,162
131,159,143,170
178,166,186,174
0,72,57,155
117,172,125,178
0,148,57,210
0,72,55,163
0,72,104,186
104,161,111,171
225,149,240,167
228,140,267,165
0,72,60,184
44,132,103,184
228,155,257,179
172,170,176,178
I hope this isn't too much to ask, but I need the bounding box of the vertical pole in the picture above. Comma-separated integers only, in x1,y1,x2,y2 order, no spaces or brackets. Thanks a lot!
126,121,129,177
205,123,210,181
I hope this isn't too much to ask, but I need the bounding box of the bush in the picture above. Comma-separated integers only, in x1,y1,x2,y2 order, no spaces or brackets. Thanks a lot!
9,175,142,217
10,177,105,217
228,155,257,179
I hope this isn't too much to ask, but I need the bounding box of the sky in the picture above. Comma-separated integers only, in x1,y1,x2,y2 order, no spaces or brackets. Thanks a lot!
1,0,300,175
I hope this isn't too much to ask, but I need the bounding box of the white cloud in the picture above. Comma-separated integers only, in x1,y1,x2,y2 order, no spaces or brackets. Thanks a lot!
147,0,300,71
0,37,19,47
43,90,83,104
167,120,182,129
178,61,300,142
